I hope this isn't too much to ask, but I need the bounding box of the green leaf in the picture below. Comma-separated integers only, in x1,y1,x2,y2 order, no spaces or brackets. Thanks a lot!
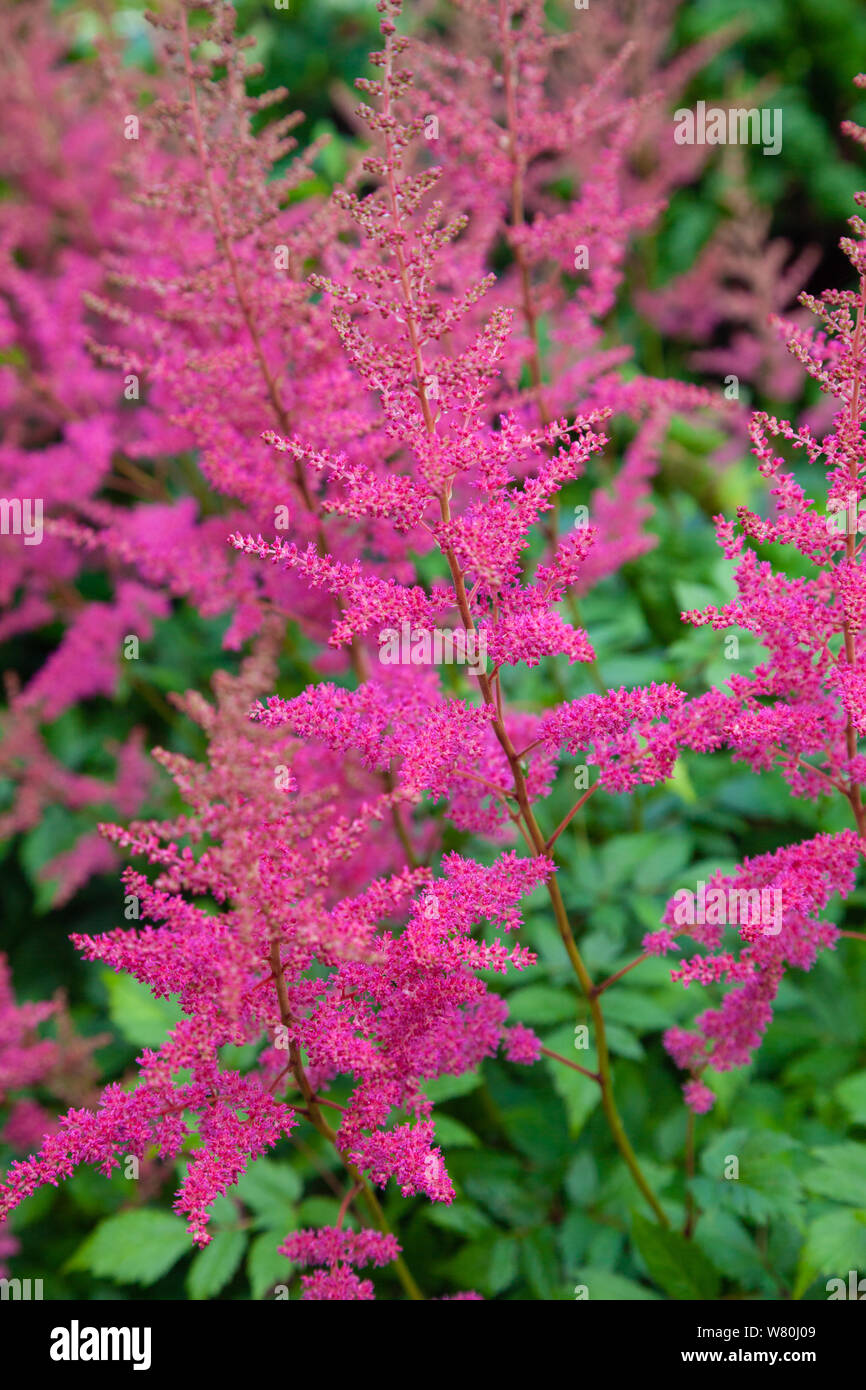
461,1155,547,1225
632,834,693,891
804,1143,866,1207
598,833,662,889
445,1232,519,1296
187,1228,246,1300
67,1209,190,1287
574,1267,661,1300
248,1233,292,1300
557,1211,595,1266
487,1236,520,1295
521,1228,559,1300
666,758,698,805
433,1114,479,1148
101,969,183,1048
697,1128,804,1224
506,984,575,1024
296,1197,343,1228
604,1023,644,1060
796,1208,866,1293
694,1210,775,1294
233,1158,302,1228
632,1214,721,1300
543,1024,600,1136
835,1070,866,1125
601,990,672,1032
206,1194,238,1227
423,1069,482,1102
425,1202,494,1239
597,1157,674,1216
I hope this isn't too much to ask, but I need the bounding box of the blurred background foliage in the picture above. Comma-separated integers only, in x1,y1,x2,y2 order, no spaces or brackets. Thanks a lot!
4,0,866,1301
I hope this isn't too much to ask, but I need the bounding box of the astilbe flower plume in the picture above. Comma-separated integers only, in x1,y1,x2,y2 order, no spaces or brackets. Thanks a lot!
77,0,361,655
653,81,866,1110
403,0,726,584
0,0,395,904
232,0,698,1233
2,0,704,1285
639,147,821,406
0,622,551,1301
0,3,171,896
0,954,109,1272
279,1227,401,1301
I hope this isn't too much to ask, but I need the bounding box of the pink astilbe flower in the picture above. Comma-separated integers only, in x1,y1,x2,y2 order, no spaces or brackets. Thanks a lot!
0,957,59,1102
280,1227,401,1301
664,83,866,1109
406,0,726,581
0,1023,296,1250
0,951,109,1272
640,149,821,404
0,4,171,889
1,0,396,903
76,2,359,651
229,0,702,1233
658,831,862,1111
502,1022,542,1065
540,683,686,793
1,612,551,1254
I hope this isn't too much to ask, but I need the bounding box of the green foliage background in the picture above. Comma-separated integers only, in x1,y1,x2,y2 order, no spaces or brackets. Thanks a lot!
4,0,866,1301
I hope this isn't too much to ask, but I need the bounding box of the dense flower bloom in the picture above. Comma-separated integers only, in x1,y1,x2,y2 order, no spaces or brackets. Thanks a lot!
661,81,866,1109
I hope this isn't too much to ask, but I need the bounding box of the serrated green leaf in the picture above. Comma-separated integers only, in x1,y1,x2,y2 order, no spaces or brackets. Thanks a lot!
67,1209,190,1287
248,1233,292,1299
506,984,575,1024
187,1228,246,1300
698,1128,804,1224
797,1208,866,1292
632,1213,720,1300
423,1069,482,1102
101,969,182,1048
835,1070,866,1125
433,1114,479,1148
804,1143,866,1207
233,1158,302,1228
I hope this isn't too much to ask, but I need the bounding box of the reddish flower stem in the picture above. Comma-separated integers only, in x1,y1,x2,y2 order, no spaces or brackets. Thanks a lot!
379,27,668,1229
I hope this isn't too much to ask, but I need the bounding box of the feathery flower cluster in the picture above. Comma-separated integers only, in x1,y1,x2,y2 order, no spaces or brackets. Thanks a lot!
279,1227,401,1301
655,80,866,1109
